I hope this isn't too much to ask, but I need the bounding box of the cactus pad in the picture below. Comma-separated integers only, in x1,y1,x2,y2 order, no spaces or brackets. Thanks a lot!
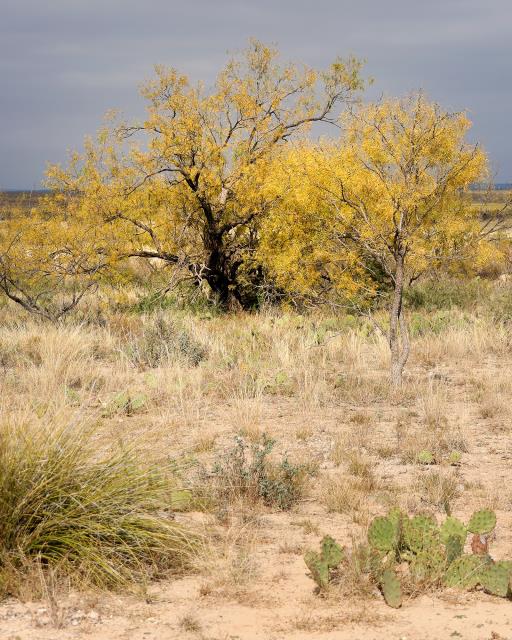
495,560,512,574
402,515,439,554
417,450,435,465
387,507,403,535
440,516,467,545
304,551,329,590
448,451,462,466
368,516,396,552
467,509,496,535
444,554,488,590
410,546,446,584
480,563,510,597
320,535,343,568
366,548,387,581
445,535,464,565
381,569,402,608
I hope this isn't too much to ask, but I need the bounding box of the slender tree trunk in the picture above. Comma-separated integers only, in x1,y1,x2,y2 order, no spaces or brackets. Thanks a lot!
389,252,410,388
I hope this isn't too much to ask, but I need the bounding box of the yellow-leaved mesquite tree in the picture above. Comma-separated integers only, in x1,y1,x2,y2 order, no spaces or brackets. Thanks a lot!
0,193,112,320
260,93,490,388
46,41,365,309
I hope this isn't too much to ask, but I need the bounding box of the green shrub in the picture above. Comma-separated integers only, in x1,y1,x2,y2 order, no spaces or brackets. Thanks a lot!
405,279,487,311
408,310,472,337
0,416,196,596
205,434,311,511
127,314,208,368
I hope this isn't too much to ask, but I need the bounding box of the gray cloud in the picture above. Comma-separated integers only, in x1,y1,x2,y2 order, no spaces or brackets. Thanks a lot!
1,0,511,188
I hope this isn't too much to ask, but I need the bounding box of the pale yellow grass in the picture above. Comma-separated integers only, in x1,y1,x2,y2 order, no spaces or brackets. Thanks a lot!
2,306,512,637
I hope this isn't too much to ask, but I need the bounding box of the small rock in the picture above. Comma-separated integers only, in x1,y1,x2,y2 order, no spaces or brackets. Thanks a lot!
35,614,51,627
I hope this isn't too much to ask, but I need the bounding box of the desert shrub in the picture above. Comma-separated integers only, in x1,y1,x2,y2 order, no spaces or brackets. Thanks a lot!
0,416,196,596
127,314,208,368
204,435,311,511
486,288,512,323
130,288,220,316
408,310,472,337
404,278,512,324
405,278,487,311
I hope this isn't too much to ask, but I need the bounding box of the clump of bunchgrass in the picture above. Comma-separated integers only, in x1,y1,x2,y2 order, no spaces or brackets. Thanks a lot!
0,413,196,596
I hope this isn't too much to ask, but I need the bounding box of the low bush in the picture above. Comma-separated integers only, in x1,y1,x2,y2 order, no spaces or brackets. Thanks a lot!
127,314,208,368
203,434,312,512
405,278,487,312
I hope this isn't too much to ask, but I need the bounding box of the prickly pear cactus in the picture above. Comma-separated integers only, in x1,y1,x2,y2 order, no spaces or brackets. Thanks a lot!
495,560,512,574
380,569,402,608
467,509,496,535
445,535,464,565
402,515,439,554
479,562,510,597
410,545,446,584
321,535,343,568
448,451,462,466
444,554,489,590
368,516,396,552
417,450,435,465
365,547,387,582
387,507,403,530
307,508,510,608
440,516,467,545
304,551,329,590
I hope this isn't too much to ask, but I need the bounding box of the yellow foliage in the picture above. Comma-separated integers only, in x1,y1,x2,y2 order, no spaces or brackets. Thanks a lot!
45,40,364,308
259,93,493,307
0,192,112,319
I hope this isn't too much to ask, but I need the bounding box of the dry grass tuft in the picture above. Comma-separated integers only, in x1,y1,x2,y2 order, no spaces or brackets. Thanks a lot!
414,469,462,512
320,475,371,520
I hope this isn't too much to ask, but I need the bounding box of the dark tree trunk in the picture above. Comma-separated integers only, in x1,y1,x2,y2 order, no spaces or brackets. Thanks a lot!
201,223,262,311
202,228,244,310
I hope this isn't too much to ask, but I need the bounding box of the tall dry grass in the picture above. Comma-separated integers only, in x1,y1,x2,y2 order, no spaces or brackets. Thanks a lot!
0,296,511,599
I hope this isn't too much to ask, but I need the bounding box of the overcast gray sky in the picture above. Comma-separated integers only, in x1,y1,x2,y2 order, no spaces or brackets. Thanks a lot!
1,0,511,189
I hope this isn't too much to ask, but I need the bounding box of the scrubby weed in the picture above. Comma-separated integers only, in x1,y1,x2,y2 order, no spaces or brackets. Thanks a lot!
178,613,202,633
0,413,196,597
202,434,311,514
126,313,208,369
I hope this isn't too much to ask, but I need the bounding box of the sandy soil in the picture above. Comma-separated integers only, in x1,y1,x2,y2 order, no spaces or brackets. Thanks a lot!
2,573,512,639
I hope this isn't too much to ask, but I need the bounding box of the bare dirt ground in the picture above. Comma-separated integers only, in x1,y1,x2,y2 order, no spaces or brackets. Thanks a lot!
2,313,512,640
